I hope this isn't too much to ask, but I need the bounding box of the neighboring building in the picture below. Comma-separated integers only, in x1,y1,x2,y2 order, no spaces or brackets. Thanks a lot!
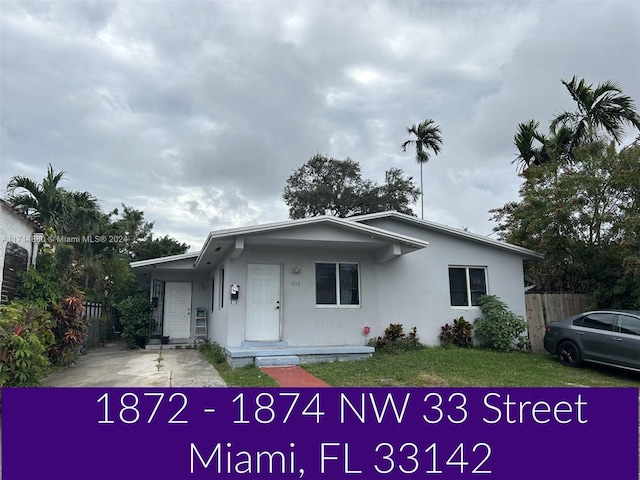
130,212,541,366
0,199,42,303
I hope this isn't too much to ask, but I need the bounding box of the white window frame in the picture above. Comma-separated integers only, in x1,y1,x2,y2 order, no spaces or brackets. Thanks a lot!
448,266,488,308
314,261,361,308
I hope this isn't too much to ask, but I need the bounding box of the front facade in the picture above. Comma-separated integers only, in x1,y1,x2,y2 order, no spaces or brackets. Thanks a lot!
0,199,42,304
131,212,541,366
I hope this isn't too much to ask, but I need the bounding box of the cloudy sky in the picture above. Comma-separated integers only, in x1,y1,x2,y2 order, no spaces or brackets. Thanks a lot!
2,0,639,251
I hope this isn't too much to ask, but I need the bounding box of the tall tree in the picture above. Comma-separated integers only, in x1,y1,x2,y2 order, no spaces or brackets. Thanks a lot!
6,164,101,236
401,119,443,219
283,154,419,219
283,154,363,218
492,140,640,308
550,76,640,152
513,121,575,172
512,120,549,171
131,235,190,261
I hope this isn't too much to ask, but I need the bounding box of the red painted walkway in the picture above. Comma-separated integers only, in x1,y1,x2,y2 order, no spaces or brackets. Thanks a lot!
260,366,330,387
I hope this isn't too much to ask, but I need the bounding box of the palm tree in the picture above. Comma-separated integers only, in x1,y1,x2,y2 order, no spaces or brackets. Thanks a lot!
7,164,67,230
513,120,549,171
550,76,640,152
402,119,443,218
6,164,101,236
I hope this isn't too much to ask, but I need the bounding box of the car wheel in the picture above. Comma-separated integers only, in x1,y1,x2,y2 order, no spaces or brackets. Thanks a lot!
557,340,582,367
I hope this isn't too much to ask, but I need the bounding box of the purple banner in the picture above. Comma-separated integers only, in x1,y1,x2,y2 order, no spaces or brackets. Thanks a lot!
2,387,638,479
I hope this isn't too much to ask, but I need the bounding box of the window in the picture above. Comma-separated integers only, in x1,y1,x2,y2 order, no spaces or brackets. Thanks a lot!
448,267,487,307
211,278,215,311
1,242,29,304
581,313,615,331
617,315,640,336
315,262,360,306
218,267,225,309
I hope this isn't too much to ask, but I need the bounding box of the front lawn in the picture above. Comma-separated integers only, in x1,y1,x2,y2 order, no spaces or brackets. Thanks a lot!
303,347,640,388
202,343,640,388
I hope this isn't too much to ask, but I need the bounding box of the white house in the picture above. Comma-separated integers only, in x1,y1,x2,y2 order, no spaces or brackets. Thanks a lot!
0,199,42,304
130,212,541,367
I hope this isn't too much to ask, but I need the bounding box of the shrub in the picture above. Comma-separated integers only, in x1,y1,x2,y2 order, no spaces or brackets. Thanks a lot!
48,292,89,366
473,295,530,352
369,324,423,353
439,317,473,348
0,301,55,387
118,294,152,348
198,340,227,364
17,251,61,308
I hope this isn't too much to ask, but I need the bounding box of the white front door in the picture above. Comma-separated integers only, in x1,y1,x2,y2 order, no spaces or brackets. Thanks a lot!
246,264,281,341
163,282,192,339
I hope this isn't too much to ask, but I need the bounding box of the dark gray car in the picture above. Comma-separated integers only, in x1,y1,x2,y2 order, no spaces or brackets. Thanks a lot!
543,310,640,372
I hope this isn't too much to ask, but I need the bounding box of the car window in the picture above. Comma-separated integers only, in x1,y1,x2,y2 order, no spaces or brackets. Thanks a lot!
581,313,616,331
617,315,640,336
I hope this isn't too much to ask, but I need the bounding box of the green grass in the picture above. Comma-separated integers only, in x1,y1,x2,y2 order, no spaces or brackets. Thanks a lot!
199,341,640,388
303,347,640,388
198,341,278,387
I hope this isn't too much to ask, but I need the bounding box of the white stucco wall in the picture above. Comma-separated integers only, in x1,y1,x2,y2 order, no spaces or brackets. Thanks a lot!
149,271,210,338
362,217,529,345
147,217,533,349
217,245,382,348
0,203,40,299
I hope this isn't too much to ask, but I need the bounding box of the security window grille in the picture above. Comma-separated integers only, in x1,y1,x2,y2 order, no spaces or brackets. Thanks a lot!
315,262,360,306
1,242,29,304
448,267,487,307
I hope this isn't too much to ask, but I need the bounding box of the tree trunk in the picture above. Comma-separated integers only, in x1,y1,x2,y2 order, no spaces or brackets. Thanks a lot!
420,162,424,219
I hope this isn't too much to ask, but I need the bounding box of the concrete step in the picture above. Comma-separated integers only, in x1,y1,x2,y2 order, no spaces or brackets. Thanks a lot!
145,343,194,350
255,355,300,367
242,341,288,348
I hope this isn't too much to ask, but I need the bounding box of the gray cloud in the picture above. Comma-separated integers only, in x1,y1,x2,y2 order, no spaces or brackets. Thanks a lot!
2,0,639,247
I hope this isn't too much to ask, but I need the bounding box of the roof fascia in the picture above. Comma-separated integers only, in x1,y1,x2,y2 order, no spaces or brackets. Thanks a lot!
130,251,199,268
193,215,429,267
350,211,543,259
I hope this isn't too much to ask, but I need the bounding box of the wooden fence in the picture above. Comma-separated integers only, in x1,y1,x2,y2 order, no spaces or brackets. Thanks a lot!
83,302,120,348
526,293,589,353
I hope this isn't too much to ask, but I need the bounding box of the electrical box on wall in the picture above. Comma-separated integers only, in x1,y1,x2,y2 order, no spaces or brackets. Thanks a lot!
230,284,239,303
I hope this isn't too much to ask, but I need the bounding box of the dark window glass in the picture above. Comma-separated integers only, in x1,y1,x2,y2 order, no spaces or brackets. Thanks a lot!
219,268,225,309
469,268,487,306
449,268,468,306
339,263,359,305
618,315,640,336
1,242,29,304
582,313,615,331
315,263,337,304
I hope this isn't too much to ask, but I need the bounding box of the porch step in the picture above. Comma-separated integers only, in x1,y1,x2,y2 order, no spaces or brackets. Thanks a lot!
255,355,300,367
145,343,194,350
242,341,288,348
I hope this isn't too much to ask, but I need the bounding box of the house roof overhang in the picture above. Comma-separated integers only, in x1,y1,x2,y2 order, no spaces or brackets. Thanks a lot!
0,199,43,232
193,215,430,268
129,216,429,287
129,252,200,286
350,211,544,260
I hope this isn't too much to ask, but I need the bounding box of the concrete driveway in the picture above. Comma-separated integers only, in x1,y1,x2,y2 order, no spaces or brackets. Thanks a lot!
40,340,227,387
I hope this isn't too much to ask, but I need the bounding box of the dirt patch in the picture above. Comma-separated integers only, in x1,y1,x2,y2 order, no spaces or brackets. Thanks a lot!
417,373,449,387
